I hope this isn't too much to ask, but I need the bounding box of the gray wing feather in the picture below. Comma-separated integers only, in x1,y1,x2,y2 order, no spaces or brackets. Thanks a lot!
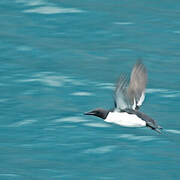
128,61,147,109
114,61,147,111
114,75,131,111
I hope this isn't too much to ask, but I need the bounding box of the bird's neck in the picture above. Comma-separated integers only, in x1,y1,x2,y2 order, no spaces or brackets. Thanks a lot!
98,109,110,119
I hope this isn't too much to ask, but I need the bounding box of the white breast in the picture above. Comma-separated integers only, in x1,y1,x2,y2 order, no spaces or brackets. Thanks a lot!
104,112,146,127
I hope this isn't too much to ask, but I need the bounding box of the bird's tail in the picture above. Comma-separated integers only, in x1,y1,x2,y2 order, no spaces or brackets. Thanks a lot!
146,122,162,134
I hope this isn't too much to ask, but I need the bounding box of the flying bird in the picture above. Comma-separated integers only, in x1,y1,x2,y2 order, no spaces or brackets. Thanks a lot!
84,61,162,133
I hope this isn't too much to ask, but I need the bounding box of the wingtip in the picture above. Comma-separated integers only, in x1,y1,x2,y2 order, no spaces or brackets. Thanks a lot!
136,59,143,64
155,128,162,134
134,59,146,68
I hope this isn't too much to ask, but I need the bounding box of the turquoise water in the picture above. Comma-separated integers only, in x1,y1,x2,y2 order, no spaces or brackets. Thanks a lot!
1,0,180,179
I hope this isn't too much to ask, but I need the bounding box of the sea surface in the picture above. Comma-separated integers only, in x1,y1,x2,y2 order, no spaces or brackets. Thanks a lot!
0,0,180,179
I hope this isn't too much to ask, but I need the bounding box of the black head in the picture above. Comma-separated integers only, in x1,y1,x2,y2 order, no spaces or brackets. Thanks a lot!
84,108,109,119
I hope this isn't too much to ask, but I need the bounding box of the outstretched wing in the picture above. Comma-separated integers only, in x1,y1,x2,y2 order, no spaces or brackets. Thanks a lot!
114,74,132,111
114,61,147,111
127,61,147,110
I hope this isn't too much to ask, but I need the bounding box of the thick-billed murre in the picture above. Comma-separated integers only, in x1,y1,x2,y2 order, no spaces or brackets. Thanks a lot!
84,61,162,133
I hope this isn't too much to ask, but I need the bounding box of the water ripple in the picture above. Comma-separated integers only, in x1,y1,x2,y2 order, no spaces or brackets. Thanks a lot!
0,173,20,177
165,129,180,134
161,93,180,98
53,116,86,123
83,122,110,128
24,6,84,14
172,30,180,34
16,46,32,51
71,92,93,96
19,73,84,87
146,88,168,93
114,22,134,25
97,83,114,90
16,0,45,6
83,145,116,154
117,134,156,142
10,119,37,127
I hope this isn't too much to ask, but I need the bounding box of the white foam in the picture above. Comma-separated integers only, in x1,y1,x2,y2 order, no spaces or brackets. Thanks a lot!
44,127,55,131
117,134,156,142
114,22,134,25
83,145,115,154
0,174,19,177
0,99,8,103
16,46,32,51
10,119,37,127
146,88,180,98
161,94,180,98
19,76,64,87
83,122,110,128
19,78,41,82
97,83,114,90
98,83,114,86
165,129,180,134
19,73,83,87
24,6,84,14
172,30,180,34
60,125,77,128
146,88,168,93
71,92,93,96
40,76,63,87
54,117,86,123
16,0,45,6
27,0,45,6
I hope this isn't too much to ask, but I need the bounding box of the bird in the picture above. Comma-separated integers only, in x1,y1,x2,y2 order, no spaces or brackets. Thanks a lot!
84,60,162,133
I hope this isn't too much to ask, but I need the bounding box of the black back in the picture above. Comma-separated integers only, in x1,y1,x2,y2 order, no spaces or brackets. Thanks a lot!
124,109,158,129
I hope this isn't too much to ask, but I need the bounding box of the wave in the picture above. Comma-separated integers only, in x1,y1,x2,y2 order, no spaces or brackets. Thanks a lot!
114,22,134,25
96,83,114,90
19,73,84,87
146,88,168,93
165,129,180,134
16,0,45,6
24,6,84,14
0,174,19,177
71,92,93,96
17,0,84,14
16,45,32,51
83,122,110,128
161,94,180,98
83,145,115,154
53,116,86,123
172,30,180,34
117,134,157,142
146,88,180,98
10,119,37,127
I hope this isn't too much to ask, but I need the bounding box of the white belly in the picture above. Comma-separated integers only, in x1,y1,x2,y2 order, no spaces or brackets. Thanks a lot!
104,112,146,127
